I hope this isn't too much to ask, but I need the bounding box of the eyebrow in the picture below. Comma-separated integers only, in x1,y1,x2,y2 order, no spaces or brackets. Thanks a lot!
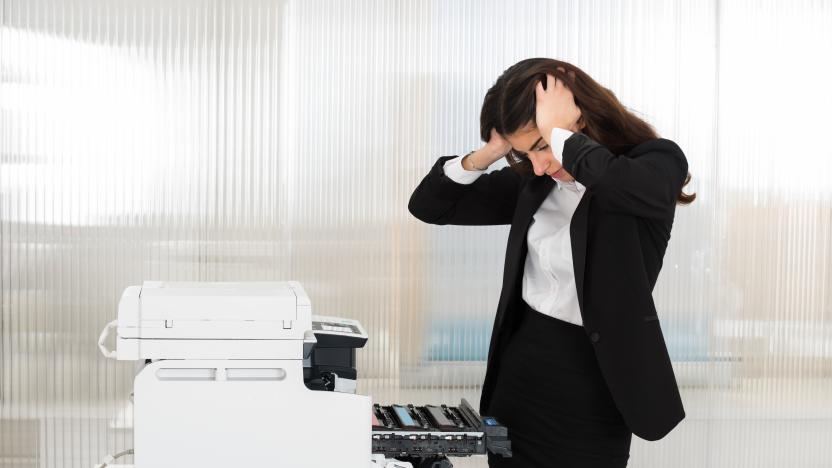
529,137,544,151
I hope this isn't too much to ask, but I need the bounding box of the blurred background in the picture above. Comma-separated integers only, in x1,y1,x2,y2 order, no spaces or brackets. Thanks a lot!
1,0,831,466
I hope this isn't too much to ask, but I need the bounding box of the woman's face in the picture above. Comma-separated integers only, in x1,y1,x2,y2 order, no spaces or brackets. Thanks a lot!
504,122,573,181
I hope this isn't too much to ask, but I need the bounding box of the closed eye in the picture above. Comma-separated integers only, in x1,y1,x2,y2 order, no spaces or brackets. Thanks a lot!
511,144,549,159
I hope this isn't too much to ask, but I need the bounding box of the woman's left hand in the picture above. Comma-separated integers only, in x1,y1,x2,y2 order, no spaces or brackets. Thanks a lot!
535,71,583,146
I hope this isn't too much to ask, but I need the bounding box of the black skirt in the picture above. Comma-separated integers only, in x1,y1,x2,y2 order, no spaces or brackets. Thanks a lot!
487,301,632,468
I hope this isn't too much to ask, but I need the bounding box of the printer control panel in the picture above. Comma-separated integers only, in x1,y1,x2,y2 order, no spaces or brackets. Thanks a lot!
314,321,360,334
310,316,368,349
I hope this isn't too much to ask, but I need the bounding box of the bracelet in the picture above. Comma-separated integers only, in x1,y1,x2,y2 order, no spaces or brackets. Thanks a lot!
463,151,487,171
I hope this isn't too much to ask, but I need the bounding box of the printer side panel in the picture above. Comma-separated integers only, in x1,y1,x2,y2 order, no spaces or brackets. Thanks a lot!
133,359,371,468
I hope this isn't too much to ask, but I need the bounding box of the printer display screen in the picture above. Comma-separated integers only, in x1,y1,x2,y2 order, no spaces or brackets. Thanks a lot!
313,321,361,335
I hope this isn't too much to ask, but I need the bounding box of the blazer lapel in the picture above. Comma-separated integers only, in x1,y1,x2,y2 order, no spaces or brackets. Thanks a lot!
517,175,556,233
570,190,592,320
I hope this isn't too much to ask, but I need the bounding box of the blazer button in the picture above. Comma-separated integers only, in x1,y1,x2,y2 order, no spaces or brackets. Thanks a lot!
589,331,600,343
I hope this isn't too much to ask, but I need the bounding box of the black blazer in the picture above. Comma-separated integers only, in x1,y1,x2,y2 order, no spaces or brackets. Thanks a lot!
408,132,688,441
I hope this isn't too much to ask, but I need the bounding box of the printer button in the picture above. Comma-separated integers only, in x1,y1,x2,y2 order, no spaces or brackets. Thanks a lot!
589,331,600,343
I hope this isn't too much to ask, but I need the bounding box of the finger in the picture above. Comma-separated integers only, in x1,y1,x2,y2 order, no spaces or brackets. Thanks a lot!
546,73,556,92
554,72,565,89
556,67,567,85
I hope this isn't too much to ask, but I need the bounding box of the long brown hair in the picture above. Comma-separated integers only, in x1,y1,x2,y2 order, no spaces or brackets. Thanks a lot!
480,58,695,205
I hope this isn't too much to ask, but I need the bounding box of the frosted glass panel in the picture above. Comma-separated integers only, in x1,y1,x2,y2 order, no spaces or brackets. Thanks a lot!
1,0,830,467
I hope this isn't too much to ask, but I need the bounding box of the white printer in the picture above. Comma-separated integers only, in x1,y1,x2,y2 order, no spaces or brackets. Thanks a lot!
98,281,375,468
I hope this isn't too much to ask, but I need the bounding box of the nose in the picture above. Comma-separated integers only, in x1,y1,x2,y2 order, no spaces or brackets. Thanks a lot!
527,151,549,176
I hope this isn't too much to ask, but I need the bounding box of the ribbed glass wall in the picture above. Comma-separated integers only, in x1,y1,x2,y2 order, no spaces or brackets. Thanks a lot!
1,0,830,467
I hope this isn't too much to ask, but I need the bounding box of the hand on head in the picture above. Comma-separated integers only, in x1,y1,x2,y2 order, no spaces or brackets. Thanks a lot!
534,68,584,141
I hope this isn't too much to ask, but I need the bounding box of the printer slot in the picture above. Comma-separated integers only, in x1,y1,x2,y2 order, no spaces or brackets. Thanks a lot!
424,405,458,431
392,405,421,429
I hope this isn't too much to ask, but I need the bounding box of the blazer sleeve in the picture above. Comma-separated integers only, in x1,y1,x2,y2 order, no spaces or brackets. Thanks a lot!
408,155,523,226
561,134,689,220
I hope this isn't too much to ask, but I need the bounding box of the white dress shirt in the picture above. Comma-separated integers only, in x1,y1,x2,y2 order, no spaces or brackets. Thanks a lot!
443,127,586,326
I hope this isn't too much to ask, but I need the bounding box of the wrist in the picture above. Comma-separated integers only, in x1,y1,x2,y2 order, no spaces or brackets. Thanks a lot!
480,144,506,163
462,151,488,171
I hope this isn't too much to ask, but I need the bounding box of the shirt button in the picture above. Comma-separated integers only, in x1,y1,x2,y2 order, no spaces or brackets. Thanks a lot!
589,331,600,343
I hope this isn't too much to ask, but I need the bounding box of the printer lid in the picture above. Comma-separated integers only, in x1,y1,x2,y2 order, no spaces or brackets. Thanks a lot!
112,281,316,358
116,281,313,341
134,281,307,322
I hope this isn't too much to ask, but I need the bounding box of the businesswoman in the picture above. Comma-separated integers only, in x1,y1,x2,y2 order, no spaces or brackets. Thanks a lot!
408,58,696,467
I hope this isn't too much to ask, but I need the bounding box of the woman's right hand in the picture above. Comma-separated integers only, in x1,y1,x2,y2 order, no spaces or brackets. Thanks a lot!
463,128,512,170
485,128,512,158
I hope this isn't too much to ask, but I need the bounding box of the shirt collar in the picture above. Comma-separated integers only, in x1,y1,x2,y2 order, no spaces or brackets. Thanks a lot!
551,176,586,193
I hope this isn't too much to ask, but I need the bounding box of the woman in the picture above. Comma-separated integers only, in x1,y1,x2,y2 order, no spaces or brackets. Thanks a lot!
408,58,696,467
